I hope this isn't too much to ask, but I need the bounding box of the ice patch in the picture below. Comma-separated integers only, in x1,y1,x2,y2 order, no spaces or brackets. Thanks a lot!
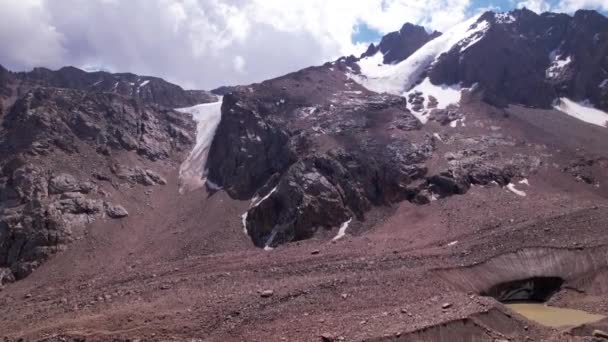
450,116,466,128
139,80,150,87
264,226,279,250
506,183,527,197
332,218,353,241
409,78,462,113
554,98,608,128
446,240,458,247
518,179,529,186
458,21,489,53
433,133,444,143
241,212,248,234
546,51,572,79
176,98,223,193
599,79,608,89
350,15,486,95
251,186,278,209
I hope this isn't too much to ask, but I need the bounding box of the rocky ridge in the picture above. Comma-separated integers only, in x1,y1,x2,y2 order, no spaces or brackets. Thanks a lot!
205,63,536,249
0,65,217,118
0,85,197,284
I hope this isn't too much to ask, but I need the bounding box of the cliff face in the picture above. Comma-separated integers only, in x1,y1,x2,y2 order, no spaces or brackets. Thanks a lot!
0,86,196,284
428,9,608,110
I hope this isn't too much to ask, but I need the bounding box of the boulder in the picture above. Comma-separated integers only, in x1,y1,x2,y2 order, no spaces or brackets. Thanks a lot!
106,204,129,219
48,173,84,194
0,267,15,285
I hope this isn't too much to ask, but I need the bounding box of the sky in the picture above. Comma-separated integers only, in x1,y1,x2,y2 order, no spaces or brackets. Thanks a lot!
0,0,607,90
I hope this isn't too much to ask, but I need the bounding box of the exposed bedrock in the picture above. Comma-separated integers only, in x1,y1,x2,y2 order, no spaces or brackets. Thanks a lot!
439,247,608,302
206,71,534,248
244,147,429,248
0,87,196,284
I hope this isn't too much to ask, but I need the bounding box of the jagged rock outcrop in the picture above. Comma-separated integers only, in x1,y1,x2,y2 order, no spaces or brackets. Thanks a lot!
206,63,439,247
361,23,441,64
428,9,608,110
2,87,195,160
0,86,196,284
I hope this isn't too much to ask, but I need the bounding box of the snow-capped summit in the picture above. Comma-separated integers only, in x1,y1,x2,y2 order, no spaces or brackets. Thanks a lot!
348,8,608,123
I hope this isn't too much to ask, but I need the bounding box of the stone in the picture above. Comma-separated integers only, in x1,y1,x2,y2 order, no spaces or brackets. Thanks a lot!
442,302,452,309
106,204,129,219
260,290,274,298
593,330,608,339
48,173,81,194
320,333,334,342
0,268,15,285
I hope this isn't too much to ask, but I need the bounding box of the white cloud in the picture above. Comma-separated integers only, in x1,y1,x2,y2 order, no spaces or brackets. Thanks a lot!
0,0,604,90
0,0,477,89
516,0,553,12
233,55,246,73
556,0,608,12
0,0,65,68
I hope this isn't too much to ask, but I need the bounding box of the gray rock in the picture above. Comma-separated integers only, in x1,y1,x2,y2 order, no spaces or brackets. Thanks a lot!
0,268,15,285
260,290,274,298
48,173,80,194
106,204,129,219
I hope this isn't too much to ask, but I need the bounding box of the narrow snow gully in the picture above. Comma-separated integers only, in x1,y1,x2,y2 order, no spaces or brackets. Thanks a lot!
175,98,223,193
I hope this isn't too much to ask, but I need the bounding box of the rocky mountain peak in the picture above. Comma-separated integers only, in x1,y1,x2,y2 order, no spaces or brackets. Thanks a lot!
361,22,441,64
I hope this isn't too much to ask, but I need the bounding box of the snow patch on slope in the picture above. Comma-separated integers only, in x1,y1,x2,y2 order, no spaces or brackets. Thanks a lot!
411,78,462,109
351,15,486,95
332,218,353,241
554,98,608,128
546,51,572,79
495,13,516,24
506,183,527,197
176,98,223,193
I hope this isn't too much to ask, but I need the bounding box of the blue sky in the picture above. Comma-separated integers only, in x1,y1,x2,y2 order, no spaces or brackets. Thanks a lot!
353,0,608,44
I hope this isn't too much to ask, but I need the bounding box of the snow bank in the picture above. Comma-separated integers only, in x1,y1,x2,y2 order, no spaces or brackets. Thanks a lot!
332,218,353,241
175,98,223,193
554,98,608,128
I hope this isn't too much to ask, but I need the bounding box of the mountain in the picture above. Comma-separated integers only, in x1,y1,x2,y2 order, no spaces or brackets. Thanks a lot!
0,65,217,117
352,9,608,117
0,66,218,285
360,23,442,64
2,9,608,342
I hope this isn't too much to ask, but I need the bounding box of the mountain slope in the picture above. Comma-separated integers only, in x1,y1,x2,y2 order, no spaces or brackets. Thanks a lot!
2,9,608,342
